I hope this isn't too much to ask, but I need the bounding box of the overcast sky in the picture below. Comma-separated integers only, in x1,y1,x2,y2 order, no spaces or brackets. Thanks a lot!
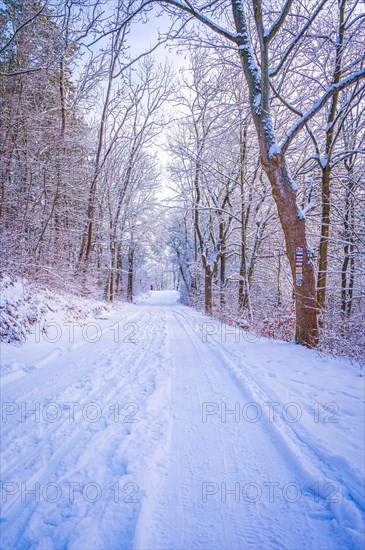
121,5,187,70
127,8,188,176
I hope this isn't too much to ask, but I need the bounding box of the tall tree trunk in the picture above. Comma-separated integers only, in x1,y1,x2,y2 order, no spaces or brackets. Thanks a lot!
341,168,355,317
59,57,67,141
192,161,202,302
317,0,346,314
53,53,67,265
109,247,115,301
317,165,331,313
116,243,122,294
238,117,248,312
219,221,226,310
277,252,282,307
204,265,213,315
231,0,318,346
127,247,134,302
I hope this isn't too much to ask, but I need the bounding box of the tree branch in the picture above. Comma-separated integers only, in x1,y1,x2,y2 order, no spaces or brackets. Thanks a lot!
0,1,48,55
270,0,329,77
265,0,293,42
281,68,365,153
158,0,238,42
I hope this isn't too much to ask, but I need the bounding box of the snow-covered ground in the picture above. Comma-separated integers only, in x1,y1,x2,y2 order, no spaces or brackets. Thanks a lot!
1,290,364,549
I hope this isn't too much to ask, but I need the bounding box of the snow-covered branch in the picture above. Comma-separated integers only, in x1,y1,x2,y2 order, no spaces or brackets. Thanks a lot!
281,68,365,153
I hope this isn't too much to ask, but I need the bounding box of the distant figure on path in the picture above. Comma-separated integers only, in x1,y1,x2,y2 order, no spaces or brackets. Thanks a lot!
150,284,154,291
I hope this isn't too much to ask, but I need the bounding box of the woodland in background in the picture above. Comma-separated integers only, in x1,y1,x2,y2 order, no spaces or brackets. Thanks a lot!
1,0,364,360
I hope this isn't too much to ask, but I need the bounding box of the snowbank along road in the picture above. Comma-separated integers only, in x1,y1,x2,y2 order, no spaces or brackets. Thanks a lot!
1,291,364,549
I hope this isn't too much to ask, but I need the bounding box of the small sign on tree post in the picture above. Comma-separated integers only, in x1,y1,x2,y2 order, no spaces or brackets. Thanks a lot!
296,245,303,287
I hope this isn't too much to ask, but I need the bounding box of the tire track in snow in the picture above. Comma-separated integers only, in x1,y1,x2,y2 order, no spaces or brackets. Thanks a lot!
1,304,152,482
193,314,365,541
0,304,171,549
134,305,352,550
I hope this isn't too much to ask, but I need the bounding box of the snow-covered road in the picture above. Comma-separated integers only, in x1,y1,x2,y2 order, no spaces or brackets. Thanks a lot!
1,291,364,549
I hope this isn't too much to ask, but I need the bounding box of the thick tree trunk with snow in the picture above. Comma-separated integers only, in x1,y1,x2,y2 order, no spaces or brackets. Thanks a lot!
231,0,318,346
262,152,318,346
250,120,318,346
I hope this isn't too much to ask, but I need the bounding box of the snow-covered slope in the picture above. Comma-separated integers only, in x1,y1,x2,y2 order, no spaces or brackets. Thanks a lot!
0,274,117,347
1,290,364,549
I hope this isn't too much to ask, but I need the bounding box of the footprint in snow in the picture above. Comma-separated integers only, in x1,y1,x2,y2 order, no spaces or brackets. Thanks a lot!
23,364,36,373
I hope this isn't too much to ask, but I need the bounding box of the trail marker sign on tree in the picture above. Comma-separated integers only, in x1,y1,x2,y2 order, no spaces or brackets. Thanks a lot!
296,245,304,287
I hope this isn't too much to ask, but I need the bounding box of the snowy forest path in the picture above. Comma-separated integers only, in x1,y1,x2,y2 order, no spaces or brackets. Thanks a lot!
1,291,363,549
133,296,352,550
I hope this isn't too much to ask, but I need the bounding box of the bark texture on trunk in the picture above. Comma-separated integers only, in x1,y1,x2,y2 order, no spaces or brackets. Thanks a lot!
263,153,318,346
